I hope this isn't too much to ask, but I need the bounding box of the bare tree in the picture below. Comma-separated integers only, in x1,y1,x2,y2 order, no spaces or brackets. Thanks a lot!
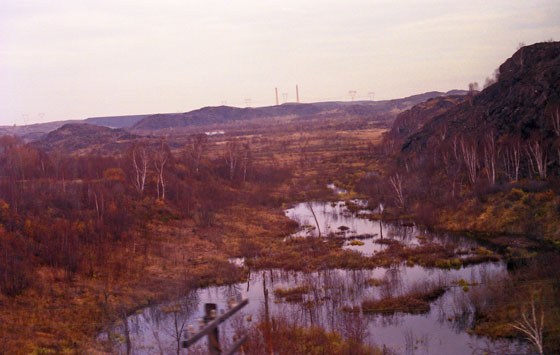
306,202,321,237
241,142,251,183
451,135,460,161
525,138,548,179
548,102,560,136
389,173,406,209
162,293,198,355
154,140,171,200
503,137,521,182
468,82,479,106
170,305,189,355
185,133,207,174
120,308,132,355
483,132,498,185
130,142,149,195
89,183,104,221
511,293,544,355
460,137,478,186
224,141,239,181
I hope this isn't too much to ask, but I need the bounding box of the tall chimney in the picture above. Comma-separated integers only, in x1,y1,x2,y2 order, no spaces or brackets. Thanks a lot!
275,87,279,105
296,85,300,103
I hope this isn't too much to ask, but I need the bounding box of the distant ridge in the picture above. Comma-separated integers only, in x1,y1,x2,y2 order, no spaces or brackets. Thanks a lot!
84,114,151,128
32,123,136,152
131,91,466,131
0,90,467,139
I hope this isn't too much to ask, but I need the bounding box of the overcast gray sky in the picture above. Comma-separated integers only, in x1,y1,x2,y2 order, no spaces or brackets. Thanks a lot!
1,0,559,125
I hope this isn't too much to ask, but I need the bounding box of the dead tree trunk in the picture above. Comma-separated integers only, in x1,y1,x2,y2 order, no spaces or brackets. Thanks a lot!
503,139,521,182
511,294,544,355
224,141,239,181
131,144,149,194
526,139,548,179
389,173,406,210
154,140,170,201
483,132,498,185
460,138,478,186
306,202,322,237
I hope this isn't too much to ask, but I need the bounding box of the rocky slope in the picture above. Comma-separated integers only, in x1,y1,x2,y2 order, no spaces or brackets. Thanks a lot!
32,123,136,153
402,41,560,153
387,94,467,142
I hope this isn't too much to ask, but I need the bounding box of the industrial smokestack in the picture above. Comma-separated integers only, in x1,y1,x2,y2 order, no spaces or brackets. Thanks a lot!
296,85,300,103
275,87,279,105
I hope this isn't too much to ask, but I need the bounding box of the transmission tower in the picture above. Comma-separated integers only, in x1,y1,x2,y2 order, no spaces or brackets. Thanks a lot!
244,98,252,107
282,93,288,103
368,92,375,101
348,90,357,101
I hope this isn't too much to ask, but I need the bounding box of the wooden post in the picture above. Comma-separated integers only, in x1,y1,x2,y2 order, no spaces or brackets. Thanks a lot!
182,299,249,354
121,310,131,355
263,272,272,353
205,303,221,354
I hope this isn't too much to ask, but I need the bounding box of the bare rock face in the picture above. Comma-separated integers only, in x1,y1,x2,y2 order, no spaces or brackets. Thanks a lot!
388,95,467,143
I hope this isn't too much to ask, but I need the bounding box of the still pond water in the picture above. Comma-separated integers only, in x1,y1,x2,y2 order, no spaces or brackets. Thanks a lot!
106,197,528,354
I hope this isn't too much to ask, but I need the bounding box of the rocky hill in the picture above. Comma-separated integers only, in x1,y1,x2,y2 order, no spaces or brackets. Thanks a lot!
402,41,560,153
387,94,467,142
0,120,82,141
84,114,150,128
0,115,148,141
32,123,136,153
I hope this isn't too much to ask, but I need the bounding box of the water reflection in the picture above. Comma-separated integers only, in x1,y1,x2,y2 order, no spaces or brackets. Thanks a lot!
107,263,527,354
285,200,481,257
104,199,527,354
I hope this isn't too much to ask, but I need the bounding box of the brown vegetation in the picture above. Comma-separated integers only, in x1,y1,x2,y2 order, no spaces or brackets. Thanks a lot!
0,112,386,353
361,286,446,314
239,317,381,355
2,42,559,353
273,286,310,302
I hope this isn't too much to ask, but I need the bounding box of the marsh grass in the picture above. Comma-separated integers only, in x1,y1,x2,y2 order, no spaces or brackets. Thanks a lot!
361,285,447,314
274,286,311,302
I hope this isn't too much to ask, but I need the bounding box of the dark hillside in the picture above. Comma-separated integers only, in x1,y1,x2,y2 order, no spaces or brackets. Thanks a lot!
84,114,149,128
403,41,560,153
371,41,560,244
32,123,136,152
388,94,467,142
131,91,465,132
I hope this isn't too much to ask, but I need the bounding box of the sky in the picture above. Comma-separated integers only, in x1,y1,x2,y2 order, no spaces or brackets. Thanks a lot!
1,1,559,125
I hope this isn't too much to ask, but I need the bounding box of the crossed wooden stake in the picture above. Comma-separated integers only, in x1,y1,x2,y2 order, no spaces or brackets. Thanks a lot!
182,298,249,354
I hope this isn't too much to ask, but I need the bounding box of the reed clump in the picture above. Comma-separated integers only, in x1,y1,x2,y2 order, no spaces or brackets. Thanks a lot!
361,286,446,314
